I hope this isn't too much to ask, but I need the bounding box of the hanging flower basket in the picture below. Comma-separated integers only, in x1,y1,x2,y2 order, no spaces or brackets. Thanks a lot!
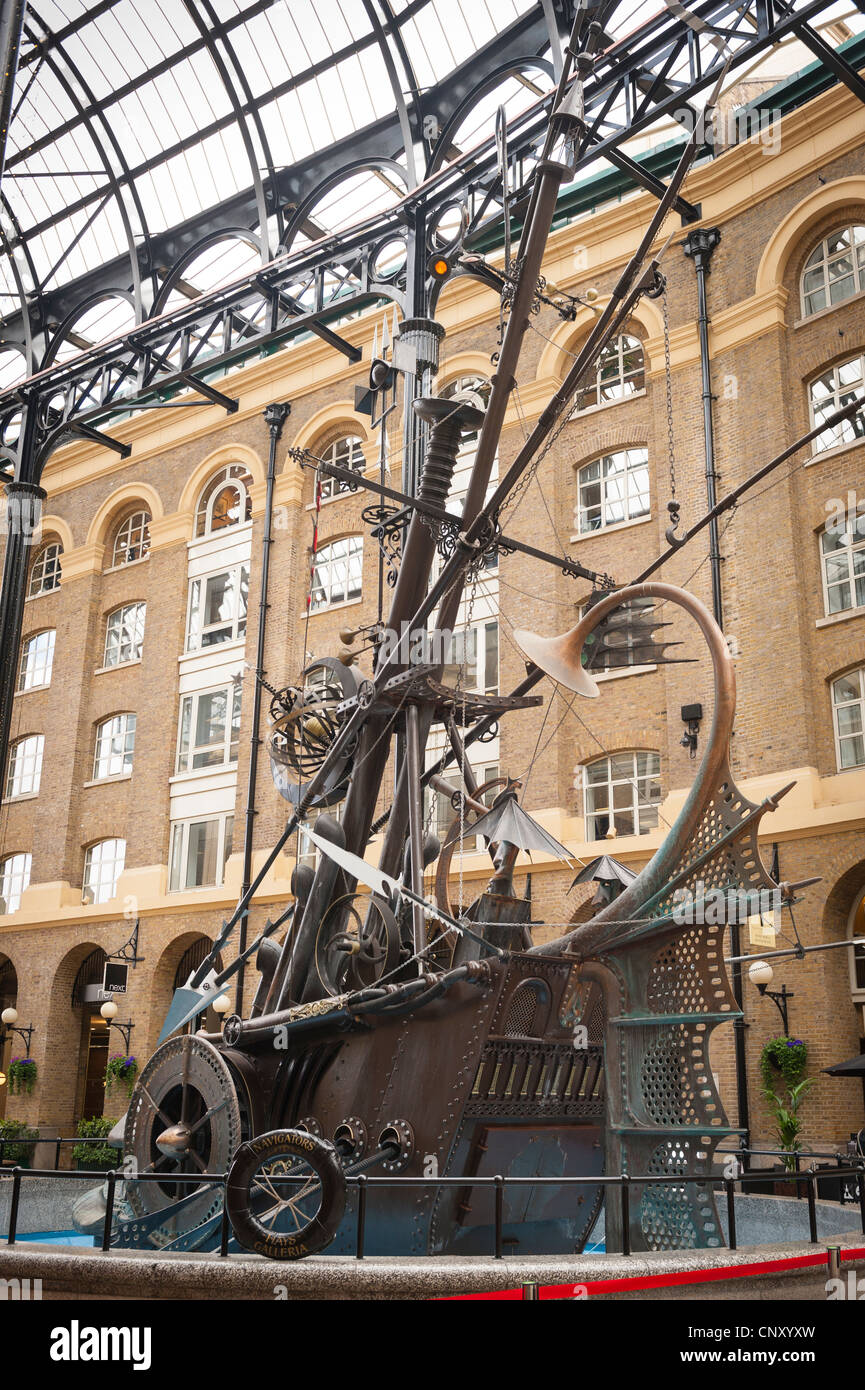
104,1054,138,1098
8,1057,37,1096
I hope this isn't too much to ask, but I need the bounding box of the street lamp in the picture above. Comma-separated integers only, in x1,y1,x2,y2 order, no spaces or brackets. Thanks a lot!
212,994,232,1016
0,1005,35,1053
748,959,795,1033
99,1000,135,1053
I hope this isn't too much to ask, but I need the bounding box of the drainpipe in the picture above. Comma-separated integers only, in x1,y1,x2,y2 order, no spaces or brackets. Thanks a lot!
235,401,290,1012
684,227,750,1156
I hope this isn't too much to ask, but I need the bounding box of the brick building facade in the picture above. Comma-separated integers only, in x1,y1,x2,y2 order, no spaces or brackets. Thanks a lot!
1,72,864,1161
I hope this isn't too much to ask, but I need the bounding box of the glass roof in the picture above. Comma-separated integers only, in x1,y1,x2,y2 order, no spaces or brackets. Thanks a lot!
0,0,862,394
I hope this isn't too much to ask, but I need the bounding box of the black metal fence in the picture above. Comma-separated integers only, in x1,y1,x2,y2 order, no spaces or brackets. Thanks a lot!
2,1143,864,1261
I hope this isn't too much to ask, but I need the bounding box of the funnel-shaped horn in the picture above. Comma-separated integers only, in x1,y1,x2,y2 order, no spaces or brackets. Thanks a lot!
513,624,600,697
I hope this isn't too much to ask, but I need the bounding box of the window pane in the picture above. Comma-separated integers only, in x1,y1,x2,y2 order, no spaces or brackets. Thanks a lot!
18,629,55,690
186,819,219,888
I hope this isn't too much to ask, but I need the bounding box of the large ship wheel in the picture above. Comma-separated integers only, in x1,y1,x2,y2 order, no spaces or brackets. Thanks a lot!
123,1033,243,1247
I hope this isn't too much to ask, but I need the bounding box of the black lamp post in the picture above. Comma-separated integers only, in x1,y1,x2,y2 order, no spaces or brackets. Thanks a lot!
749,959,795,1034
0,1006,35,1053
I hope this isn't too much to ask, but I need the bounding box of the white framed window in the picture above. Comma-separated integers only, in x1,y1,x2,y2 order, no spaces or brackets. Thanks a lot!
801,225,865,317
195,465,253,537
821,524,865,615
809,354,865,454
28,541,62,597
317,436,365,501
176,684,241,772
186,566,249,650
0,852,31,914
576,448,649,533
104,601,146,667
5,734,44,798
169,813,234,891
582,751,661,840
832,668,865,770
441,621,499,695
93,713,136,780
579,597,656,673
83,838,126,904
18,629,55,691
573,334,645,412
111,510,151,566
309,537,362,612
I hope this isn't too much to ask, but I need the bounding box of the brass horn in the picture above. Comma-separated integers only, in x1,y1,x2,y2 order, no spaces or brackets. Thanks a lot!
513,617,601,698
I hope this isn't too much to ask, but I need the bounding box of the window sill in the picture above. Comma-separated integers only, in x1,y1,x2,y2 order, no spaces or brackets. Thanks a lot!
594,663,657,683
169,764,238,783
570,513,653,544
816,606,865,629
793,287,865,329
1,791,39,805
301,595,364,619
570,387,647,420
179,638,246,662
83,773,132,788
102,555,150,576
805,436,864,467
14,683,51,697
24,588,60,602
94,658,142,675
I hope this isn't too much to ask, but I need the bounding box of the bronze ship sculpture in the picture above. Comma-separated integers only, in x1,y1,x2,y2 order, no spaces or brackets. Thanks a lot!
73,11,859,1262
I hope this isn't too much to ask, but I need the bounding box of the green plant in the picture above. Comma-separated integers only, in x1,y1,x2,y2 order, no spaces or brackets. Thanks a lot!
71,1115,120,1169
8,1056,37,1095
760,1036,814,1172
0,1118,39,1165
104,1053,138,1098
760,1035,808,1090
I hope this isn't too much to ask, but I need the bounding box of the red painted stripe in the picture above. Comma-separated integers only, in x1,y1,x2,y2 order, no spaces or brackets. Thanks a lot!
442,1246,865,1300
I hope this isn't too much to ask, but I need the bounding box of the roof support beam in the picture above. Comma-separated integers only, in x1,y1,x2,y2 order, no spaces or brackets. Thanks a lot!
66,420,131,457
791,20,865,103
255,278,362,362
600,144,701,223
178,373,238,413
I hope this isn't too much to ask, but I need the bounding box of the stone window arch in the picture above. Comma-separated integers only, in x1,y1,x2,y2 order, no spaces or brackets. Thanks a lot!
28,539,62,597
195,464,253,537
800,224,865,317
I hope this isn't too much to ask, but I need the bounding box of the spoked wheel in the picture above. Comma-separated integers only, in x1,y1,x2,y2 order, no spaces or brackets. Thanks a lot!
226,1129,346,1259
314,892,400,996
123,1034,242,1247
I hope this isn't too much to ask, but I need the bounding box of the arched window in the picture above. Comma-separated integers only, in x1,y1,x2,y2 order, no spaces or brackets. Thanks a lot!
111,509,151,566
28,541,62,597
0,852,31,914
93,713,136,780
83,838,126,904
5,734,44,799
318,435,365,502
576,448,649,533
801,225,865,316
18,629,55,691
103,601,146,667
820,522,865,616
832,668,865,770
309,536,363,612
809,354,865,454
573,334,644,412
582,751,661,840
195,464,253,537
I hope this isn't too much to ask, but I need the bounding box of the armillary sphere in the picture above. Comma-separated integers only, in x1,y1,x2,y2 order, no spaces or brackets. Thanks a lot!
226,1129,346,1259
313,892,401,996
431,775,513,950
123,1034,242,1247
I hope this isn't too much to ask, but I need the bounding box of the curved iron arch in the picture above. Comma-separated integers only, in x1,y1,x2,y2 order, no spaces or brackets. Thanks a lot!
41,287,136,370
153,227,265,317
279,157,410,257
426,56,555,178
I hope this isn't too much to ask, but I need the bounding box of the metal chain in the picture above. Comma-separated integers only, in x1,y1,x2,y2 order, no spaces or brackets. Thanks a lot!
662,281,677,501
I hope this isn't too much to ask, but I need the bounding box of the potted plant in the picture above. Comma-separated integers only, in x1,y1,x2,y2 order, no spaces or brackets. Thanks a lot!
71,1116,121,1171
104,1053,138,1100
7,1056,37,1095
0,1118,39,1166
759,1036,814,1191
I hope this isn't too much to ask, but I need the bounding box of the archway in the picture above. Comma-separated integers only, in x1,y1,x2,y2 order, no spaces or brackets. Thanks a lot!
0,953,18,1123
44,943,107,1132
147,931,224,1051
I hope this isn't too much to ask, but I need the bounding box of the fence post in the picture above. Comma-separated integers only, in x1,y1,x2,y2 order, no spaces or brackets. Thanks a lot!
826,1244,841,1285
55,1137,62,1171
522,1281,539,1300
725,1177,737,1250
621,1175,631,1256
101,1169,116,1252
356,1175,367,1261
7,1167,22,1245
807,1169,818,1244
494,1175,504,1259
